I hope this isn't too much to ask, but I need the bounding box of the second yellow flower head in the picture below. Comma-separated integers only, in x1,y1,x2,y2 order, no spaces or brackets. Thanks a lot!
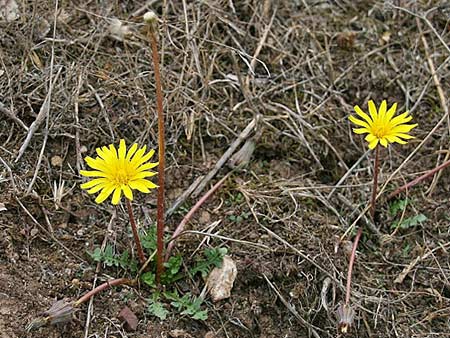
349,100,417,149
80,139,158,205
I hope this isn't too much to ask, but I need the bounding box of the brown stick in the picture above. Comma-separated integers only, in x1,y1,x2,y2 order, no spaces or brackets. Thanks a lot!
388,158,450,200
74,278,134,306
126,199,146,265
345,227,362,305
165,173,231,260
148,23,165,283
370,146,380,221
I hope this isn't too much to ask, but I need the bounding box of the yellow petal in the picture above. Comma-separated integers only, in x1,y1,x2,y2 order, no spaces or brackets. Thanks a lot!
132,149,155,169
380,137,388,147
385,102,397,122
378,100,387,121
368,100,378,121
80,170,108,177
136,162,158,172
111,187,122,205
87,183,107,194
393,133,414,140
95,185,115,204
129,146,147,167
85,157,109,172
129,179,157,192
133,171,157,179
109,144,118,160
390,112,412,127
354,105,373,125
352,128,369,134
80,178,107,189
365,134,377,142
386,135,406,144
368,139,379,149
390,123,417,134
349,115,370,128
118,139,126,160
122,184,133,200
126,143,138,161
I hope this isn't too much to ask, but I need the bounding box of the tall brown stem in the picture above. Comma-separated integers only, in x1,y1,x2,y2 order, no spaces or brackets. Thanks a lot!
370,145,380,221
126,199,146,265
345,227,362,305
148,24,165,283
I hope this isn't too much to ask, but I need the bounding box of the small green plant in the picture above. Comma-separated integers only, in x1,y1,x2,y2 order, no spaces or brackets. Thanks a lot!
147,292,170,320
391,214,427,229
389,198,409,216
389,198,427,229
228,211,250,223
190,247,228,278
88,245,138,272
164,290,208,320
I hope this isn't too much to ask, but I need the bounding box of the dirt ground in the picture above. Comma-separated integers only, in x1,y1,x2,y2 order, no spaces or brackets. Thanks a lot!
1,1,449,337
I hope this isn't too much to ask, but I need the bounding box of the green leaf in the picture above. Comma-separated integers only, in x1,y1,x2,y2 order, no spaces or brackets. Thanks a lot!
140,226,158,252
88,247,103,262
141,272,156,288
192,309,208,321
190,247,227,278
392,213,427,229
164,255,182,275
148,300,169,320
389,198,409,216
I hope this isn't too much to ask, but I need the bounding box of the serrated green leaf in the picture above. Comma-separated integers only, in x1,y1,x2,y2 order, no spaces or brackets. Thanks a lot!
389,198,409,216
148,300,169,320
141,272,156,288
88,247,103,261
192,310,208,321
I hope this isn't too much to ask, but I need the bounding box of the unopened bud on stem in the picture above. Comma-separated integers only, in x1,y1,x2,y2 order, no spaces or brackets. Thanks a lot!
143,11,157,25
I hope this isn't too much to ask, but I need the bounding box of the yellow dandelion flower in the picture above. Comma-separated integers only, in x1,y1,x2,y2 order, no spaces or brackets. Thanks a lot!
80,139,158,205
349,100,418,150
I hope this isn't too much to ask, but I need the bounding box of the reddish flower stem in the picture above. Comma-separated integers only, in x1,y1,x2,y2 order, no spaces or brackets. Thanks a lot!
370,145,380,221
345,227,362,305
388,158,450,200
74,278,134,306
165,173,231,261
126,199,146,265
148,25,165,283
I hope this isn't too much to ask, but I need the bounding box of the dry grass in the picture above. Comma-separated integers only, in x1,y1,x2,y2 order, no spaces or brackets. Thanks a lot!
1,1,449,337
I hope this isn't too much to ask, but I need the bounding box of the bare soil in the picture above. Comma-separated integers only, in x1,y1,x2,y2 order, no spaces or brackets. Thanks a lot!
1,1,449,337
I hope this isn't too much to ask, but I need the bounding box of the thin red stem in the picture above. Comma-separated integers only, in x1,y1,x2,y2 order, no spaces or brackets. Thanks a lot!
148,27,165,283
126,199,146,265
388,158,450,200
74,278,134,306
165,173,230,260
370,145,380,221
345,227,362,305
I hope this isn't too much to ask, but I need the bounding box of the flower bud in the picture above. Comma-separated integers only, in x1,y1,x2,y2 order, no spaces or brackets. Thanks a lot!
143,11,157,24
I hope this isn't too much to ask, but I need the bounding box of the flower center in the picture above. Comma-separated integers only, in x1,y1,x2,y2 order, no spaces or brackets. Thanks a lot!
113,167,130,185
372,122,389,138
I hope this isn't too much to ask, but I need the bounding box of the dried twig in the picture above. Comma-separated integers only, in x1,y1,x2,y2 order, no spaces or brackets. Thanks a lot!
192,116,259,197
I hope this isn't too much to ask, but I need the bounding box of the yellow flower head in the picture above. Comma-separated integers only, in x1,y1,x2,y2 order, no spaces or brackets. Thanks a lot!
349,100,418,149
80,139,158,205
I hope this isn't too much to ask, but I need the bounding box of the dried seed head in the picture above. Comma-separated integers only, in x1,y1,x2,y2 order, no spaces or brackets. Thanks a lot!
337,303,355,334
26,299,76,331
143,11,157,24
45,299,76,325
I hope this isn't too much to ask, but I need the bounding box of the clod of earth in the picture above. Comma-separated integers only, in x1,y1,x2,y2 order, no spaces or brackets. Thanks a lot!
118,306,138,332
